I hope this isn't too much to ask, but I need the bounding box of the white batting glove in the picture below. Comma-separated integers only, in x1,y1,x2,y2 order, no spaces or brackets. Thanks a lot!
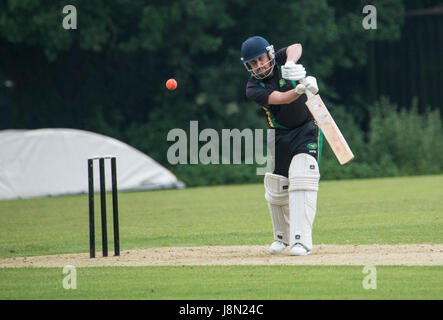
302,76,319,95
281,61,306,81
294,83,306,95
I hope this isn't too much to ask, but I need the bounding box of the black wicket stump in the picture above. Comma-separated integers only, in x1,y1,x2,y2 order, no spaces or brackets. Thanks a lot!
111,157,120,256
88,159,95,258
88,156,120,258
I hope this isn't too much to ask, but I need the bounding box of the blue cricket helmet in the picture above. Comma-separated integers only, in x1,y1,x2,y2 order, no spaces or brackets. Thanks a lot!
240,36,275,79
241,36,272,63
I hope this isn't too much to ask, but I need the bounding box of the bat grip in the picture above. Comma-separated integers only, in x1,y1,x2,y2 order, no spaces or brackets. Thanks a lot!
295,78,314,98
305,89,315,99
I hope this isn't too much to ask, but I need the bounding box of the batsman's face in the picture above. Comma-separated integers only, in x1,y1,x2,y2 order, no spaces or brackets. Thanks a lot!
248,53,273,77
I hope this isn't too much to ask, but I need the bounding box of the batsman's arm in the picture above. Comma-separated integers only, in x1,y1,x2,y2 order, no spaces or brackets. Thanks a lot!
286,44,302,63
268,90,302,105
266,44,303,105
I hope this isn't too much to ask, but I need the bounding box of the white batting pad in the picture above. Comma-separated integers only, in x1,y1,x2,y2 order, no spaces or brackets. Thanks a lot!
288,154,320,251
264,173,290,244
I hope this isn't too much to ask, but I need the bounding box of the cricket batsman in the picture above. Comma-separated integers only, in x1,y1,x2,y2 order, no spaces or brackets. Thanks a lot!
241,36,322,256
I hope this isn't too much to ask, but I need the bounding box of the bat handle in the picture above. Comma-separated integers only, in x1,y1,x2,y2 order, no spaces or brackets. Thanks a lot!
299,77,314,98
305,89,315,99
291,78,314,98
294,78,314,98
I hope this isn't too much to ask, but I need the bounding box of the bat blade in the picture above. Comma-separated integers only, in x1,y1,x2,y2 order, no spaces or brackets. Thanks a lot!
305,94,354,165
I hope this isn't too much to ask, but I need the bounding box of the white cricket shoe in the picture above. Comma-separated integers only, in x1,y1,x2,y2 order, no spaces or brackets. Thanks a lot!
268,241,287,254
289,244,310,256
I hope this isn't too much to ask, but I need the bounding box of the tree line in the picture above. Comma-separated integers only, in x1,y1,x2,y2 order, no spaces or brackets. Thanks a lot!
1,0,442,186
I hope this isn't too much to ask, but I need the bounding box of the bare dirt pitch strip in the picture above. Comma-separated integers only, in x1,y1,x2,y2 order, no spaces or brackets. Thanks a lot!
0,244,442,267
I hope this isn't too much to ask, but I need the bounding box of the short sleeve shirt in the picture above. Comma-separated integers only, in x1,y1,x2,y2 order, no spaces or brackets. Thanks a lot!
245,47,312,129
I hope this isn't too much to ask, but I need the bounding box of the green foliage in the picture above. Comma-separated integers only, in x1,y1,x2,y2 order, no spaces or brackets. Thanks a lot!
1,0,441,186
321,97,443,180
170,163,262,187
165,97,443,186
367,97,443,175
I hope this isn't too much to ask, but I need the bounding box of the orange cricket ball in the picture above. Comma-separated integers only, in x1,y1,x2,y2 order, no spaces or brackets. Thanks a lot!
166,78,177,90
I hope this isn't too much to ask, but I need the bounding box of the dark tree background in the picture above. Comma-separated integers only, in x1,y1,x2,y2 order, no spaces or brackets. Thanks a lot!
1,0,442,186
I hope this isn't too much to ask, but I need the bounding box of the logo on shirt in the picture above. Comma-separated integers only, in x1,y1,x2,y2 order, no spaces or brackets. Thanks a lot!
279,78,286,87
307,143,318,150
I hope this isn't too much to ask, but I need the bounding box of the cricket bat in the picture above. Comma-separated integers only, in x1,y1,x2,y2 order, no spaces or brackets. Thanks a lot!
294,79,354,165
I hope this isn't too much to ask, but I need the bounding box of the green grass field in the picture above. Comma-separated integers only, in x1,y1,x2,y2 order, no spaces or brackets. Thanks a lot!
0,174,442,299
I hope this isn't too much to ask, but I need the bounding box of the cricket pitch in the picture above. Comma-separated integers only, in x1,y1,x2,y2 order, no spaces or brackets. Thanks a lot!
0,244,442,267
